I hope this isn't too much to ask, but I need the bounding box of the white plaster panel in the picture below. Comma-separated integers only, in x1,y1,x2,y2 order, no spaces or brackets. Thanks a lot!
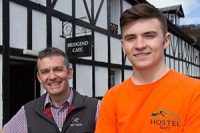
94,32,108,62
124,69,133,80
95,66,108,97
125,55,132,66
110,37,122,64
114,69,121,85
54,0,72,16
29,0,46,6
123,1,132,11
52,17,65,51
110,0,120,27
95,0,107,29
76,0,90,23
10,2,27,49
32,10,46,51
76,64,93,97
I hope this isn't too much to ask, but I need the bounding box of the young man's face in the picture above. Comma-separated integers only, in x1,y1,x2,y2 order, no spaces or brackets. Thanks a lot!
37,55,73,97
121,18,170,71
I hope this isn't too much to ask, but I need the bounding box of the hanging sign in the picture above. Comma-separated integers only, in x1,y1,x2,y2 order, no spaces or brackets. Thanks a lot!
66,35,92,57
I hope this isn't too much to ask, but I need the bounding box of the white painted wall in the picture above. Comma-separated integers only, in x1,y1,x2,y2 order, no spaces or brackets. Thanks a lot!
75,0,107,29
94,32,108,62
124,69,133,80
114,69,122,85
125,56,132,66
52,17,66,50
165,34,200,77
76,0,90,23
54,0,72,16
110,0,121,26
29,0,46,6
76,64,93,97
95,0,107,29
10,2,27,49
123,1,132,11
110,37,122,64
95,66,108,97
32,10,46,51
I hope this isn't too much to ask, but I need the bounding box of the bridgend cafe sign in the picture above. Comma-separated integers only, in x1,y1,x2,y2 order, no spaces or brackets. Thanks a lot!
66,35,92,57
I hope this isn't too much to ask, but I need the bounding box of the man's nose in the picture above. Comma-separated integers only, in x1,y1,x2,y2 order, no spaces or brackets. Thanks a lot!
48,71,57,80
134,38,147,49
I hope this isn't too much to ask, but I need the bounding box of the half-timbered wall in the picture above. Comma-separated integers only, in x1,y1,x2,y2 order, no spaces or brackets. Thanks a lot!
166,34,200,78
0,0,200,127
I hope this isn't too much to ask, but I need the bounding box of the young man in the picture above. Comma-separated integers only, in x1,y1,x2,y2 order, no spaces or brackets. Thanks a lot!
3,47,99,133
95,4,200,133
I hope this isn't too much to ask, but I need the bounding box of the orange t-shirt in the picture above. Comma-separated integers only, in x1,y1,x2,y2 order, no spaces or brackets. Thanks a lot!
95,69,200,133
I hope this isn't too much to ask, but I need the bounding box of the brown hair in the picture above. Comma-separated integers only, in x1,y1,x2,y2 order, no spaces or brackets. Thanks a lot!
37,47,69,69
120,4,168,36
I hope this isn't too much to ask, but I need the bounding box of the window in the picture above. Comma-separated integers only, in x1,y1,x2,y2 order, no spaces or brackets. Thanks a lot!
169,14,175,24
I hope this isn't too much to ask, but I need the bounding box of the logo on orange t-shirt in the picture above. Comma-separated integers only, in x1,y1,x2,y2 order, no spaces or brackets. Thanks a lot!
150,109,181,131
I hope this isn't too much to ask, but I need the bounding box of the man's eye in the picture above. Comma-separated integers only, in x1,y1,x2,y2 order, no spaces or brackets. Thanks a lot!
145,32,157,39
55,68,63,72
146,35,155,38
40,71,49,75
56,69,62,72
125,36,135,41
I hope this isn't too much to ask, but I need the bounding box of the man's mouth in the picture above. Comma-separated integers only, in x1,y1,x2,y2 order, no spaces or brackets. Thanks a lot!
134,52,150,57
49,82,61,87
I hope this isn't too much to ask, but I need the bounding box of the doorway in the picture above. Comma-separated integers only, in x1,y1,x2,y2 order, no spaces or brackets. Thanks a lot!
9,59,40,118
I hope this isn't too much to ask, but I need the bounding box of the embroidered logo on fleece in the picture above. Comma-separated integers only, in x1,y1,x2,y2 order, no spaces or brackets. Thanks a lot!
70,117,83,127
150,109,181,131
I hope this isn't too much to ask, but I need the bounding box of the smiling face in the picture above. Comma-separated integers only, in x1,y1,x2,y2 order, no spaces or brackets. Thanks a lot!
37,55,73,97
121,18,170,72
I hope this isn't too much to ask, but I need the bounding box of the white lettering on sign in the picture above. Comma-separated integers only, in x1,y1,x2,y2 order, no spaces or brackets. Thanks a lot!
72,47,83,52
67,41,88,47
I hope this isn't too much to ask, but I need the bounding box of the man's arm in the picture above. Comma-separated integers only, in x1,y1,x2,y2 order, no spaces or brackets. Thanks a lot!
3,106,27,133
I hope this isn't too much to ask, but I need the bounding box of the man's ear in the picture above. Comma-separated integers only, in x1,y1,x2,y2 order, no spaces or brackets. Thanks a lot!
163,32,171,49
121,39,126,54
37,72,42,83
68,68,73,79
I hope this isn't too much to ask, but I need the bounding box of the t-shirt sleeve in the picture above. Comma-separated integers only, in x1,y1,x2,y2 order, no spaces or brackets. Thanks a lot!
95,90,118,133
3,106,27,133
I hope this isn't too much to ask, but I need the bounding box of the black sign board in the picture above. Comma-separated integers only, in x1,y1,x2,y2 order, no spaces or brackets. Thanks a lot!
66,35,92,57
